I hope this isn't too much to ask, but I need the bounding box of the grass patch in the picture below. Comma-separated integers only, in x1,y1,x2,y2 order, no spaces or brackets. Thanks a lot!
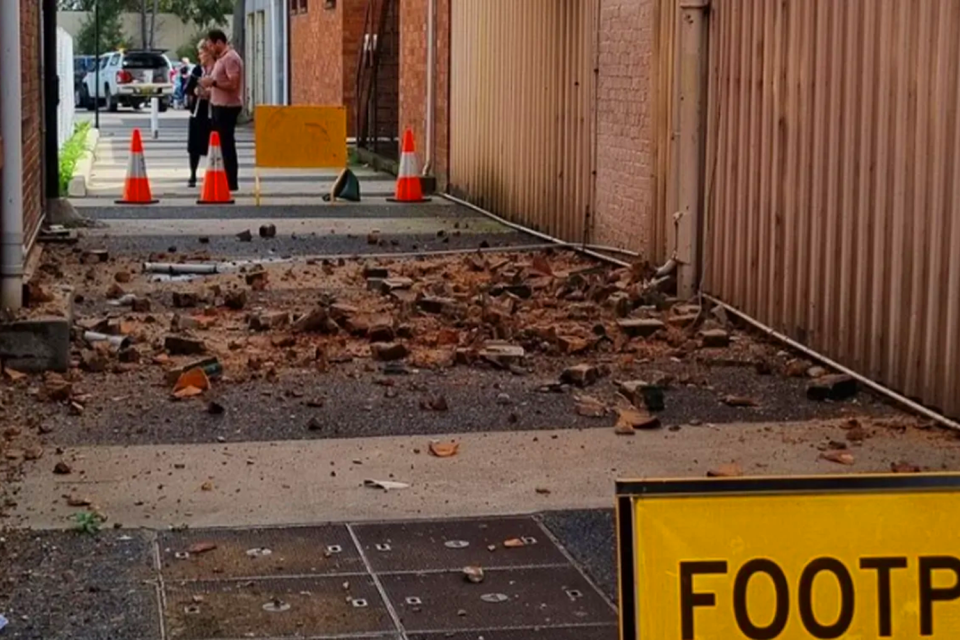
58,121,92,196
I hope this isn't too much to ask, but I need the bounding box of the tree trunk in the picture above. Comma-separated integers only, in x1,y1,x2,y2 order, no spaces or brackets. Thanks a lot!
149,0,158,49
139,0,147,49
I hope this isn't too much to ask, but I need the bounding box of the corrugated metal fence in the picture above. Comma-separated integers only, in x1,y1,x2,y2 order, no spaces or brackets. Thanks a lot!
449,0,599,243
701,0,960,418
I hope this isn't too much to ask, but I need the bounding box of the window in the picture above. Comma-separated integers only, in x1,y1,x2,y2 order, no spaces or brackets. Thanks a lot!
98,56,110,70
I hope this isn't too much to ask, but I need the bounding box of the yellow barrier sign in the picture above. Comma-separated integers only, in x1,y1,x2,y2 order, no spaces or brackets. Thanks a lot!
254,105,347,169
616,475,960,639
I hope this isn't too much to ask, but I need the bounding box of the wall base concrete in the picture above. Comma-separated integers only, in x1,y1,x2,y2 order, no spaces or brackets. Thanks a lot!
0,286,74,372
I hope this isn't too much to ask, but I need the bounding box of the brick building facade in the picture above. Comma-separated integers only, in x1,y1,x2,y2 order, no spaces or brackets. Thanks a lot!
288,0,394,140
289,0,658,255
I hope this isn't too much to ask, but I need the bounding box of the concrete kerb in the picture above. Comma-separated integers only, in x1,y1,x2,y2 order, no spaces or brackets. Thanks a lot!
67,126,101,198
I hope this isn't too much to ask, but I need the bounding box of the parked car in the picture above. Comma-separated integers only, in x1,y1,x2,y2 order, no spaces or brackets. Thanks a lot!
80,50,174,112
73,55,97,107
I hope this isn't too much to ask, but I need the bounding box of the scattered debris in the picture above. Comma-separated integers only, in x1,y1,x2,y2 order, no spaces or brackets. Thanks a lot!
535,487,552,495
53,461,73,475
364,479,410,491
429,441,459,457
820,450,855,465
560,363,605,388
615,408,661,433
421,395,450,412
478,342,525,368
237,230,253,242
707,463,744,478
617,318,664,338
721,395,759,408
173,368,211,396
306,417,323,432
259,224,277,239
188,541,218,554
164,335,207,356
699,329,731,348
618,380,665,412
503,538,526,549
373,342,409,362
574,395,607,418
463,566,485,584
66,495,92,507
891,461,921,474
224,290,247,310
207,401,225,415
807,374,858,401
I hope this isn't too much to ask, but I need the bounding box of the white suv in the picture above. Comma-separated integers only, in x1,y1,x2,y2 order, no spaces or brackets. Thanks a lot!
80,50,174,112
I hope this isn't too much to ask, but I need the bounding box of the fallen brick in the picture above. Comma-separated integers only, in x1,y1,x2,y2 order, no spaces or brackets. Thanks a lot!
164,335,207,356
372,343,409,361
617,318,665,338
699,329,731,348
560,363,602,388
290,308,328,333
224,290,247,310
807,374,858,401
250,311,290,332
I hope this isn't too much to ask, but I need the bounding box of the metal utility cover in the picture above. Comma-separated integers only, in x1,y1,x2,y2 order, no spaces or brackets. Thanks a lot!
352,517,566,573
159,525,364,581
407,627,618,640
381,566,616,633
163,576,394,639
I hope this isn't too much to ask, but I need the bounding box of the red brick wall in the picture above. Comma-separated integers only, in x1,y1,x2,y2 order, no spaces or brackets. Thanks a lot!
21,0,43,246
399,0,449,186
592,0,657,256
290,0,344,107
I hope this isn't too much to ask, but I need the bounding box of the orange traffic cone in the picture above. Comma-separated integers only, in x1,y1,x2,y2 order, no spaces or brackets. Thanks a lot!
116,129,158,205
387,129,431,203
197,131,235,205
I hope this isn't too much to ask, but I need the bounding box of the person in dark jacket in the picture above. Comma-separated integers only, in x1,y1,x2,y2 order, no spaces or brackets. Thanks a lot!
185,41,214,188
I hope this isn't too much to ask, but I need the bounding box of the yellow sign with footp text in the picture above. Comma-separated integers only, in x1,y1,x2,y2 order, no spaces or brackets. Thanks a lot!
616,474,960,639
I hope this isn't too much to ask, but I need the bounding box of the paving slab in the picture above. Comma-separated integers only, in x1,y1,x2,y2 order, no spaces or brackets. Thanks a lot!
163,576,394,639
352,517,567,573
381,566,615,633
159,525,366,581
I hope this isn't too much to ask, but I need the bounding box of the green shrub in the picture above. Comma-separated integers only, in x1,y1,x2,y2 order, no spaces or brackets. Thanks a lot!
58,121,93,197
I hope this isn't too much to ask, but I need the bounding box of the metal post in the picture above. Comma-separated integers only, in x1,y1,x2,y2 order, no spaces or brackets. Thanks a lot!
0,0,24,310
676,0,709,298
94,0,101,130
150,97,160,139
42,0,60,200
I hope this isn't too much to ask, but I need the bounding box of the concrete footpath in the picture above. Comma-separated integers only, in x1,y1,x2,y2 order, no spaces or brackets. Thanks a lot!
15,420,958,530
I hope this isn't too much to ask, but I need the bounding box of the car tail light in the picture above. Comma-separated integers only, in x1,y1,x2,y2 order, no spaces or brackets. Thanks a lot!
116,69,133,84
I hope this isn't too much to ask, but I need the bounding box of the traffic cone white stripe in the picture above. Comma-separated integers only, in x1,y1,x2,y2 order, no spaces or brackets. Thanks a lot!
398,152,417,178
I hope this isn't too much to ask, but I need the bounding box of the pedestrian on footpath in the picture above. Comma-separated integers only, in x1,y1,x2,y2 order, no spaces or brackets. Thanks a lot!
184,40,214,188
200,29,244,192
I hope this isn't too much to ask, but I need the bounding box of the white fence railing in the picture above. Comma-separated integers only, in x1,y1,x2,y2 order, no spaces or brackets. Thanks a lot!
56,26,75,149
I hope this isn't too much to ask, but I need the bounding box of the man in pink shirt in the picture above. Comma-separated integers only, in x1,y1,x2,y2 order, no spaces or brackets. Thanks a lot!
200,29,244,191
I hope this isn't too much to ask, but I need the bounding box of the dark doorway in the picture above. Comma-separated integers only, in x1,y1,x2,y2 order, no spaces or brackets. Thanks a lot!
354,0,399,160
